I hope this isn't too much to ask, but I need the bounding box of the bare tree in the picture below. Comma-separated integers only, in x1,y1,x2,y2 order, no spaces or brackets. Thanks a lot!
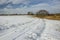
36,10,49,16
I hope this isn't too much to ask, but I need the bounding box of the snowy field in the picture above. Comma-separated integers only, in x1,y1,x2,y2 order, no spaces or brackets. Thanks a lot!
0,15,60,40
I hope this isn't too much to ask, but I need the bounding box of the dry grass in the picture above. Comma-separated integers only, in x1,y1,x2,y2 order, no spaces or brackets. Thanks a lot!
33,14,60,20
45,16,60,20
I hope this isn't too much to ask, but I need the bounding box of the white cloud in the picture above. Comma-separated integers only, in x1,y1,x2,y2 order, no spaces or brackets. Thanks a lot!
52,0,60,5
8,0,30,4
0,3,60,14
0,0,8,4
0,0,30,5
1,6,29,14
0,0,60,14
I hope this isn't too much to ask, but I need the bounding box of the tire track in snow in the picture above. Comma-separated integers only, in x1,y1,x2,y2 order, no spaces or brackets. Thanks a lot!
13,19,45,40
15,19,46,40
12,19,40,40
0,19,40,40
0,19,35,37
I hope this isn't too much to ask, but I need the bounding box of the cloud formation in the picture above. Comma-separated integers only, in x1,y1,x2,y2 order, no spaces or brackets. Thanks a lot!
0,0,60,14
0,0,30,4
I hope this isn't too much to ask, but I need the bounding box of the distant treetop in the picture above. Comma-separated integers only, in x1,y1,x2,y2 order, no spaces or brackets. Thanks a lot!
36,10,49,14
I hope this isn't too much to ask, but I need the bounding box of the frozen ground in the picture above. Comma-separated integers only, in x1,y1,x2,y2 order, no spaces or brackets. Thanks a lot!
0,15,60,40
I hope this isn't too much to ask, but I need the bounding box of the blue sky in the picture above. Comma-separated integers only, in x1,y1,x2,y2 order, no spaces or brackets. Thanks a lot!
0,0,60,14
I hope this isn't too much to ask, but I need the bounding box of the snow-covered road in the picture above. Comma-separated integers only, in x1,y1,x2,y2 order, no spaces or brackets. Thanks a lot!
0,15,60,40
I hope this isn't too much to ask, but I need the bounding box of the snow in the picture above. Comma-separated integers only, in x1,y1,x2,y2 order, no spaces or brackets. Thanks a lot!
0,15,60,40
40,19,60,40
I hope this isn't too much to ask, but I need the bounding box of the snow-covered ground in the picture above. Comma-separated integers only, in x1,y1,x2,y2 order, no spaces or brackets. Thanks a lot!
40,19,60,40
0,15,60,40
